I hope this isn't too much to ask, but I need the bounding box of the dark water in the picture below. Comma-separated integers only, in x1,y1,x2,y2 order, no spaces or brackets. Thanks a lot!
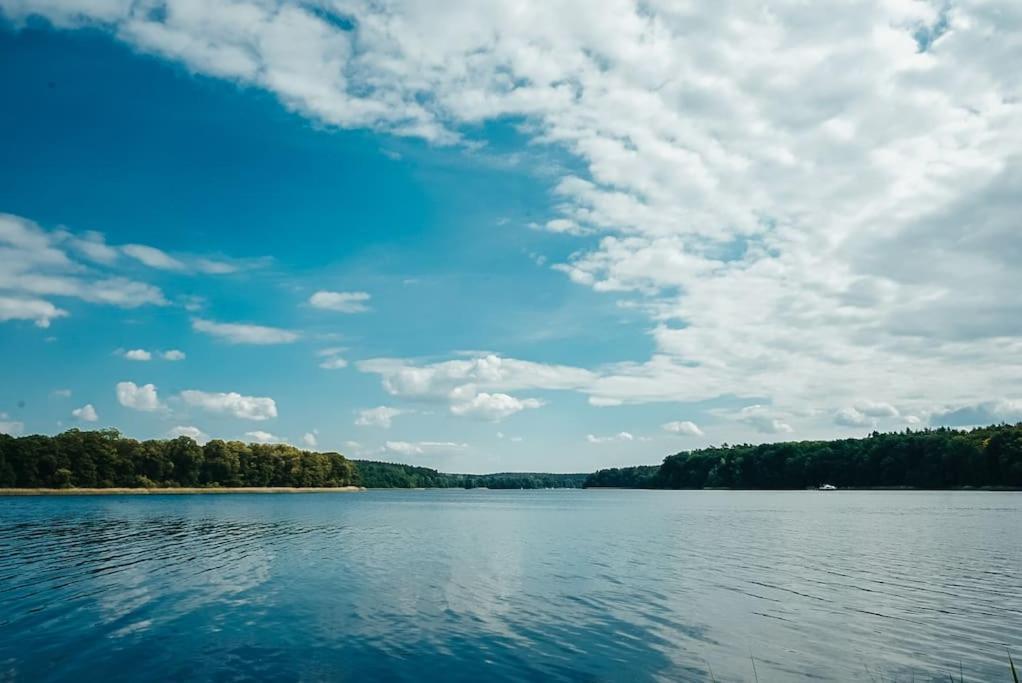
0,490,1019,682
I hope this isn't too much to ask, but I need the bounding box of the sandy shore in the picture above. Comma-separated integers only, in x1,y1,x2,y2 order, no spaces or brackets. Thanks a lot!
0,486,365,496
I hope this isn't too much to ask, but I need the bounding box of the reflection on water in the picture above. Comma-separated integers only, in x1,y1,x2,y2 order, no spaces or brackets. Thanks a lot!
0,490,1020,681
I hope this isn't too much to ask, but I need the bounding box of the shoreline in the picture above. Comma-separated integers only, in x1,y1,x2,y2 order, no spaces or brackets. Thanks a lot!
583,485,1022,492
0,486,366,496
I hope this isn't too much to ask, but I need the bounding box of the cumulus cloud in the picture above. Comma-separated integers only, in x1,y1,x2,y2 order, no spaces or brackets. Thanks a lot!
71,403,98,422
360,354,595,398
317,347,348,369
309,290,371,313
162,349,186,361
355,406,405,428
180,390,278,421
384,440,468,456
0,296,68,328
834,407,871,428
116,381,162,412
449,390,543,421
587,432,635,444
6,1,1022,437
167,425,208,443
854,401,900,418
835,400,902,427
0,419,24,435
733,405,794,435
302,430,318,448
192,318,298,344
245,430,279,443
124,349,152,361
662,420,703,436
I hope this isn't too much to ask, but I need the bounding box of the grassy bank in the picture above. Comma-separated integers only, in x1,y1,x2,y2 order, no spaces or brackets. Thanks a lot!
0,486,365,496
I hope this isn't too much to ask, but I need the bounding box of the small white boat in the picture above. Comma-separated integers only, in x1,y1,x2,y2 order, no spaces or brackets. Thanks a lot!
818,484,837,491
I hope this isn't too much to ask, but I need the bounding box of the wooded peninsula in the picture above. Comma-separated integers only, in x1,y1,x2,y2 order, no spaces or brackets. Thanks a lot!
585,423,1022,489
0,423,1020,492
0,429,585,490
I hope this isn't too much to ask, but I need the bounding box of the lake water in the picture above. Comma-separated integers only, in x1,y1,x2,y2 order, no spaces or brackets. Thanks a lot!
0,490,1019,682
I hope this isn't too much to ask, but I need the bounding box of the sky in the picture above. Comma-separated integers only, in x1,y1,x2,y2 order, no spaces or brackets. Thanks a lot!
0,0,1020,473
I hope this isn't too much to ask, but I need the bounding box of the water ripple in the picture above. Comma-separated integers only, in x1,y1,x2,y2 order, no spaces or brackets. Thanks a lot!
0,490,1019,681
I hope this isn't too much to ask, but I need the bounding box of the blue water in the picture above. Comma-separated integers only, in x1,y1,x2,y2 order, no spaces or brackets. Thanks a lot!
0,490,1020,682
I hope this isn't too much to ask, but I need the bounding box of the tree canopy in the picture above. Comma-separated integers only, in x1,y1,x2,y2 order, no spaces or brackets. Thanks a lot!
585,424,1022,489
0,429,585,490
0,429,354,488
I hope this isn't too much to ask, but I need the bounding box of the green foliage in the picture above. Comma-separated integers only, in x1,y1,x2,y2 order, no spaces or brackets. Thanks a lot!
584,423,1022,489
353,460,587,489
581,465,660,488
0,429,355,489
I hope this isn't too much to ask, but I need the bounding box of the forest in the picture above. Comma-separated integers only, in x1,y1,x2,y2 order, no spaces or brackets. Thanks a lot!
4,425,1021,491
0,429,585,489
353,460,586,489
0,429,356,489
584,424,1022,489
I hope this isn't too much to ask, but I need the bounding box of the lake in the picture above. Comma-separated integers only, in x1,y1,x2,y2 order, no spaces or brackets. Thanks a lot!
0,490,1019,681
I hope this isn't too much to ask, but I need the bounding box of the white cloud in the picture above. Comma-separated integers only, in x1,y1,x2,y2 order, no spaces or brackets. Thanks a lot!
834,407,870,428
355,406,404,428
0,295,69,328
72,403,98,422
319,357,348,370
733,405,794,435
587,432,635,444
359,354,595,402
6,1,1022,439
245,430,279,444
180,389,278,421
384,441,424,456
116,381,162,412
0,213,168,316
162,349,186,361
662,420,703,436
309,290,371,313
192,318,298,344
0,420,24,435
51,388,72,398
449,390,542,421
854,400,900,418
384,440,468,456
194,258,238,274
835,401,901,427
124,349,152,361
167,425,208,443
70,231,119,264
122,244,186,271
302,431,318,448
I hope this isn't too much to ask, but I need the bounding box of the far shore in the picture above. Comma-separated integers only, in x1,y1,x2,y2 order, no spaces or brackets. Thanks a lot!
0,486,365,496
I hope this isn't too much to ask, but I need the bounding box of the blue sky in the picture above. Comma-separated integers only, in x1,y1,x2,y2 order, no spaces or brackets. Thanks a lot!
1,2,1020,472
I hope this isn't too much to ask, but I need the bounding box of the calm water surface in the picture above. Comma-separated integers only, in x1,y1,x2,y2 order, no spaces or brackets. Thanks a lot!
0,490,1019,682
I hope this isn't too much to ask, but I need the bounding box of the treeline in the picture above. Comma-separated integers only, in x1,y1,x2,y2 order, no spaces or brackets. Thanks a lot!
0,429,355,488
354,460,586,489
0,429,586,490
583,465,660,489
585,424,1022,489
